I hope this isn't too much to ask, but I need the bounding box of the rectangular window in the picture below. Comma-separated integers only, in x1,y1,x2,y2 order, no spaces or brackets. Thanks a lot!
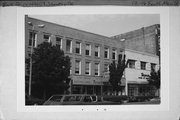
95,63,100,76
85,44,91,56
128,60,135,68
151,63,156,71
95,45,100,57
75,60,81,74
104,47,109,59
75,41,81,54
44,34,50,42
29,32,37,47
85,61,91,75
66,39,72,53
141,61,146,70
112,49,117,60
104,64,109,72
56,37,62,49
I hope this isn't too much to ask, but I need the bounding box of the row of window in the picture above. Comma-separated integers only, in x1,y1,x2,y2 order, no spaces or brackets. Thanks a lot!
65,39,117,60
128,59,156,71
28,32,118,60
74,60,110,76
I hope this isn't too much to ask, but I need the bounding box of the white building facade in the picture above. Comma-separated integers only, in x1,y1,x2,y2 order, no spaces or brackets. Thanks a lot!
124,49,159,96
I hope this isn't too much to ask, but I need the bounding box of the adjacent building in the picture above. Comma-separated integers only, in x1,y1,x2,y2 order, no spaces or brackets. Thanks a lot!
112,25,160,96
25,16,160,96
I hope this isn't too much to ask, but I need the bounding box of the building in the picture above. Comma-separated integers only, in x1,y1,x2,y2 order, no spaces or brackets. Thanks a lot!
25,16,160,96
112,25,160,96
25,16,125,95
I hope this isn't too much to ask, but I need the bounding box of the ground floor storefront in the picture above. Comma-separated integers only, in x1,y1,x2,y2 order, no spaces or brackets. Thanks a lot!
71,84,126,95
128,84,156,96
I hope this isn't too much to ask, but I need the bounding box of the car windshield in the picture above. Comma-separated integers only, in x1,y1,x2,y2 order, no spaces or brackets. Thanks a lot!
63,96,82,102
49,95,63,102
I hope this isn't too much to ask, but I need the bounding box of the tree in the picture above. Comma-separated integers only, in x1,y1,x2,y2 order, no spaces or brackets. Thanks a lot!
148,69,160,96
109,54,129,95
26,42,71,100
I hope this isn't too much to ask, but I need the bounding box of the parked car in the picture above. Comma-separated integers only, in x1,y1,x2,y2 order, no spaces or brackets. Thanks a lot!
43,94,121,105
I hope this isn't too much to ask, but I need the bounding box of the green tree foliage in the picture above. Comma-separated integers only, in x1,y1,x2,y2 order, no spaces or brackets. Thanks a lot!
26,42,71,100
109,54,129,95
148,69,160,89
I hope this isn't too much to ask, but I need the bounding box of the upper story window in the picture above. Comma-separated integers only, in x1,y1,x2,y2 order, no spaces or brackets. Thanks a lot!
141,61,146,70
95,45,100,57
44,34,51,43
29,32,37,47
75,41,81,54
128,59,136,68
66,39,72,53
112,49,117,60
85,44,91,56
104,64,109,72
85,61,91,75
75,60,81,75
95,63,100,76
151,63,156,71
56,37,62,49
104,47,109,59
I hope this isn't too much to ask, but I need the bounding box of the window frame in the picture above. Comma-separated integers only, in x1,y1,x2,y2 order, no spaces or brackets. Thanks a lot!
104,47,109,59
94,62,100,76
85,61,91,75
66,39,72,53
43,34,51,43
29,31,37,47
75,60,81,75
85,43,91,56
55,36,62,49
140,61,146,70
112,48,117,60
94,45,100,57
128,59,136,69
151,63,156,71
75,41,81,54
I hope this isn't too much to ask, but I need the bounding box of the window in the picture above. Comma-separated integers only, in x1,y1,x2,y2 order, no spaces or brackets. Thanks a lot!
104,64,109,72
29,32,37,47
75,41,81,54
75,60,81,75
112,49,117,60
104,47,109,59
95,63,100,76
56,37,62,49
151,63,156,71
128,60,135,68
85,61,91,75
141,61,146,70
66,39,72,53
95,45,100,57
85,44,91,56
44,34,50,42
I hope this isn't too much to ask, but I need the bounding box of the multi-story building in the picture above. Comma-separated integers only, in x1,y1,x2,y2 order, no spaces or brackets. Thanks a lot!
25,16,124,95
25,16,160,96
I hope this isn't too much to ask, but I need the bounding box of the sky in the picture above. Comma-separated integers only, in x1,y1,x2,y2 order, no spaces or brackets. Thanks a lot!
30,14,160,37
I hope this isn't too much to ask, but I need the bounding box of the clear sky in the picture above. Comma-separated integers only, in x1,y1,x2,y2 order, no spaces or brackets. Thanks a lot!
30,14,160,37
